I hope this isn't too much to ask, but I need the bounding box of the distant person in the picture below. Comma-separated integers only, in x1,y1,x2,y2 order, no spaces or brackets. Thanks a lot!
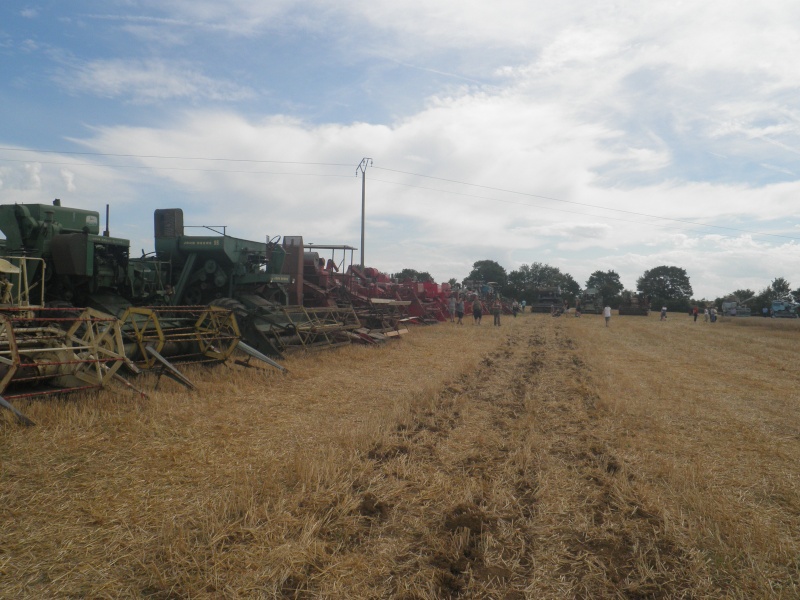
660,306,667,321
512,301,519,318
448,295,456,323
456,297,465,325
521,300,526,313
492,299,501,326
472,297,482,325
0,274,13,304
603,305,611,327
704,308,709,322
710,308,717,323
692,306,699,322
762,306,769,318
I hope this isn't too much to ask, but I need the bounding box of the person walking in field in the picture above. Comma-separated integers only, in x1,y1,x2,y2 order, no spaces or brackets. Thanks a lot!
692,306,699,322
492,299,501,326
472,296,482,325
603,305,611,327
448,294,456,323
704,308,709,322
456,297,465,325
660,306,667,321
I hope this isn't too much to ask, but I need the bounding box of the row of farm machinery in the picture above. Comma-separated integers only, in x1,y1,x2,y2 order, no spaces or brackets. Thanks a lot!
0,200,497,425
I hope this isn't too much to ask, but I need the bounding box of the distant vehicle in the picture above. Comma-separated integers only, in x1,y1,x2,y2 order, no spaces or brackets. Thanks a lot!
771,299,798,318
530,287,562,313
721,300,751,317
577,287,603,314
617,291,650,316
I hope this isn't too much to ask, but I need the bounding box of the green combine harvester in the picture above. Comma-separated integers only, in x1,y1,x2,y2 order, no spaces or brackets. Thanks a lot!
577,287,603,314
0,200,363,423
0,201,246,422
151,208,360,357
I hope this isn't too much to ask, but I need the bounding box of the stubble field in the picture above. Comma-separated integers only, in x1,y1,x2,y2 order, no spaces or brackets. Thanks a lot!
1,310,799,598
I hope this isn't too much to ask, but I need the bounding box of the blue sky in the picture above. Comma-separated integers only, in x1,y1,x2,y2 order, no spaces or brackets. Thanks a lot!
2,1,800,299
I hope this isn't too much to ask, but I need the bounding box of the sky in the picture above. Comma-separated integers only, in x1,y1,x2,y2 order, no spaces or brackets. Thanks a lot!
2,1,800,300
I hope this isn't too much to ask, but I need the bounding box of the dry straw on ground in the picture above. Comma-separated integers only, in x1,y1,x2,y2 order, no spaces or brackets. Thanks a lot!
1,311,799,598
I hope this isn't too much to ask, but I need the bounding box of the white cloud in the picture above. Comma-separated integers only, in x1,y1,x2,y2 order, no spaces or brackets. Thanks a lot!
43,93,798,298
24,163,42,190
56,58,255,103
60,169,77,192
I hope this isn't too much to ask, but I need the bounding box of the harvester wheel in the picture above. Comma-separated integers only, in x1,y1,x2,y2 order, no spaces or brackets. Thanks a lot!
197,298,243,361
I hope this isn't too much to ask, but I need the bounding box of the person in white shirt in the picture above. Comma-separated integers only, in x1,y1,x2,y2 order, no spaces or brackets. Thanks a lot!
603,305,611,327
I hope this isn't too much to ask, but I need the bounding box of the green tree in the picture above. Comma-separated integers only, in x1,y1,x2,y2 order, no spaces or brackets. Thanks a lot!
585,270,624,307
728,289,756,303
464,260,508,292
394,268,433,282
507,262,579,304
636,265,693,311
752,278,793,312
559,273,581,302
770,277,792,300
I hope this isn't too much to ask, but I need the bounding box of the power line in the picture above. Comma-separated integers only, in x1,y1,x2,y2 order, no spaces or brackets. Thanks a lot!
368,176,721,237
1,145,795,242
371,166,799,242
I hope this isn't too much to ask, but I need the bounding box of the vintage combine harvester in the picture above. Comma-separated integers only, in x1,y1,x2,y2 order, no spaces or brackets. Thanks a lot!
530,287,563,313
151,209,361,357
770,299,798,318
577,288,603,314
0,202,247,402
617,291,651,316
721,297,753,317
396,280,451,323
330,266,412,338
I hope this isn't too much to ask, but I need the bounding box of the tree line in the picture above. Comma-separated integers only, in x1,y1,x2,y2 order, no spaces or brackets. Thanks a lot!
395,262,797,313
455,260,696,311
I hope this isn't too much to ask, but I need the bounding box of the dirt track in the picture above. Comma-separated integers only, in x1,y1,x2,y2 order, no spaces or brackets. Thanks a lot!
347,315,698,598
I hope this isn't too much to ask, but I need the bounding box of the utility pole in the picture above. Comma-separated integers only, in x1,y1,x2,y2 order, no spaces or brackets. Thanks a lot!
357,157,372,268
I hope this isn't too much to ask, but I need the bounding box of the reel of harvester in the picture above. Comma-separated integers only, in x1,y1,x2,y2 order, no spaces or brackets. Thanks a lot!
119,304,240,369
0,306,129,425
0,255,131,424
230,295,361,357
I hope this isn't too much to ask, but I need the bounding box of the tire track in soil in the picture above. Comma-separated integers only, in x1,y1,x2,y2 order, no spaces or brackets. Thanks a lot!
360,317,694,599
529,322,695,599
